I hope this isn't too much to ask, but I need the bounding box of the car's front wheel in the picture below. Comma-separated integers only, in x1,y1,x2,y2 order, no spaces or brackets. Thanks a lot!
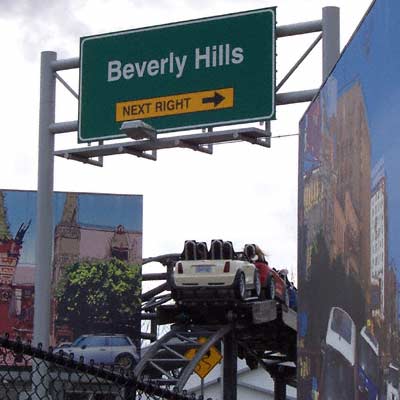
235,272,247,301
115,353,136,369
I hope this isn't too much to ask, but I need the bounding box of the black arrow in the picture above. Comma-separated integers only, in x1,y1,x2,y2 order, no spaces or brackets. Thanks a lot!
202,91,225,107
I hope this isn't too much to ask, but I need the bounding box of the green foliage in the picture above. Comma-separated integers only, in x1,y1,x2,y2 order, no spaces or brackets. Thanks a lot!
56,258,141,334
0,192,11,240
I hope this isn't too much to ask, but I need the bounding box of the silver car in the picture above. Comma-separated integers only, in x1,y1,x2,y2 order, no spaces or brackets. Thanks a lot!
55,334,139,369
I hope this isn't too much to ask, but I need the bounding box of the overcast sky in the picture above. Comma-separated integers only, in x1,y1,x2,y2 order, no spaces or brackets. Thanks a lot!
0,0,373,280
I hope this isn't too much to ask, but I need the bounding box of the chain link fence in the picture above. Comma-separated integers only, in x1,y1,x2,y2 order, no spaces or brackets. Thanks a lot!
0,335,209,400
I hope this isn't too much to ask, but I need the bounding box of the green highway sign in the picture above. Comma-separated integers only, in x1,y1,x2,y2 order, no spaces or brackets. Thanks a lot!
79,8,276,142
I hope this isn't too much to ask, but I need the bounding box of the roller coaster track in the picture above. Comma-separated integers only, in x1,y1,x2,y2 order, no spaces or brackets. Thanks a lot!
135,324,231,390
139,254,297,399
135,301,297,397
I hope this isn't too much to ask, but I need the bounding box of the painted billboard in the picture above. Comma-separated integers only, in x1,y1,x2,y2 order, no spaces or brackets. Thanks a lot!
0,190,142,359
298,0,400,398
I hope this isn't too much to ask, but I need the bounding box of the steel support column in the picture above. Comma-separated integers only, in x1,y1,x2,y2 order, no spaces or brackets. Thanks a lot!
34,51,56,349
322,7,340,80
274,374,287,400
222,330,237,400
32,50,57,400
150,318,158,343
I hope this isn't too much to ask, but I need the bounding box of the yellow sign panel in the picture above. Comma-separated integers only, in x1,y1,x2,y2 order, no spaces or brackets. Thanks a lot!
184,337,223,379
115,88,234,122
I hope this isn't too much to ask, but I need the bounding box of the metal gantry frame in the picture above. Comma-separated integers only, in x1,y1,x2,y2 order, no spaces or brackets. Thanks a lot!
33,7,340,400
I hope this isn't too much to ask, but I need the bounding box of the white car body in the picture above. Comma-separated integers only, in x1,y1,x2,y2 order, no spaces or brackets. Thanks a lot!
387,363,399,400
387,384,399,400
173,259,256,289
54,334,139,367
326,307,356,366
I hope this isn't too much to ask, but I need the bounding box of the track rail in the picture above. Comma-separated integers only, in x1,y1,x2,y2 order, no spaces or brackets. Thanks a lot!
140,254,297,396
134,324,232,390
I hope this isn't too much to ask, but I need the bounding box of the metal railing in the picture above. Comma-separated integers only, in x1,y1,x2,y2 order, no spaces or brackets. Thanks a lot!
0,335,209,400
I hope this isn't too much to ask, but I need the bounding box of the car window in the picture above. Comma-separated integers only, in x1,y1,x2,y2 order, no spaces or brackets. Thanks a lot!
331,309,352,344
79,336,107,347
71,337,85,347
109,337,130,346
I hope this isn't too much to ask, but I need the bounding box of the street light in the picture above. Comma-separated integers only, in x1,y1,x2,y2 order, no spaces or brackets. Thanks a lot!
120,120,157,140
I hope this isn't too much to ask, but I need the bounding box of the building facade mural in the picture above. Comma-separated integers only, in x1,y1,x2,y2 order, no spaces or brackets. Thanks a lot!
0,190,143,352
299,0,400,397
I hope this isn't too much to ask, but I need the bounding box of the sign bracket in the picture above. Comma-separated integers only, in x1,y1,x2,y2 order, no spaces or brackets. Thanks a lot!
123,147,157,161
54,72,79,100
62,152,103,167
53,127,272,162
174,139,213,155
276,32,323,92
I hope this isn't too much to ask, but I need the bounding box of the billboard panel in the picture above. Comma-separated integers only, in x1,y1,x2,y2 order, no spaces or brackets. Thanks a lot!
79,8,276,141
0,190,142,365
299,0,400,397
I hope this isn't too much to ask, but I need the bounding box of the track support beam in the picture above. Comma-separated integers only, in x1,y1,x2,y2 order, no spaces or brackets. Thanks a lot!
274,374,287,400
222,330,237,400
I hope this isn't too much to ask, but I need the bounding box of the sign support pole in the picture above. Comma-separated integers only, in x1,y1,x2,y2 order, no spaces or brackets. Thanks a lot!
32,51,56,399
322,6,340,80
34,50,56,349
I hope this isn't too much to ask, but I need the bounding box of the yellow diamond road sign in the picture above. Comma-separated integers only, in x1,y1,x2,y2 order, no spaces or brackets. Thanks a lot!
184,337,223,379
116,88,234,122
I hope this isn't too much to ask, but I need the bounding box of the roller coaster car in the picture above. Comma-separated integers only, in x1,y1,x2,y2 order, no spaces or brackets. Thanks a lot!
278,269,297,311
243,244,289,307
171,240,261,302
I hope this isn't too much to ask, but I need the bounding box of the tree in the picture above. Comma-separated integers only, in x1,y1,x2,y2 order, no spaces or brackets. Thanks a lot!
0,192,11,240
56,258,141,337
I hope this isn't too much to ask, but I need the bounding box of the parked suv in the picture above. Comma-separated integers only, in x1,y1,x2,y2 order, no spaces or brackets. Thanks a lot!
55,334,139,369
